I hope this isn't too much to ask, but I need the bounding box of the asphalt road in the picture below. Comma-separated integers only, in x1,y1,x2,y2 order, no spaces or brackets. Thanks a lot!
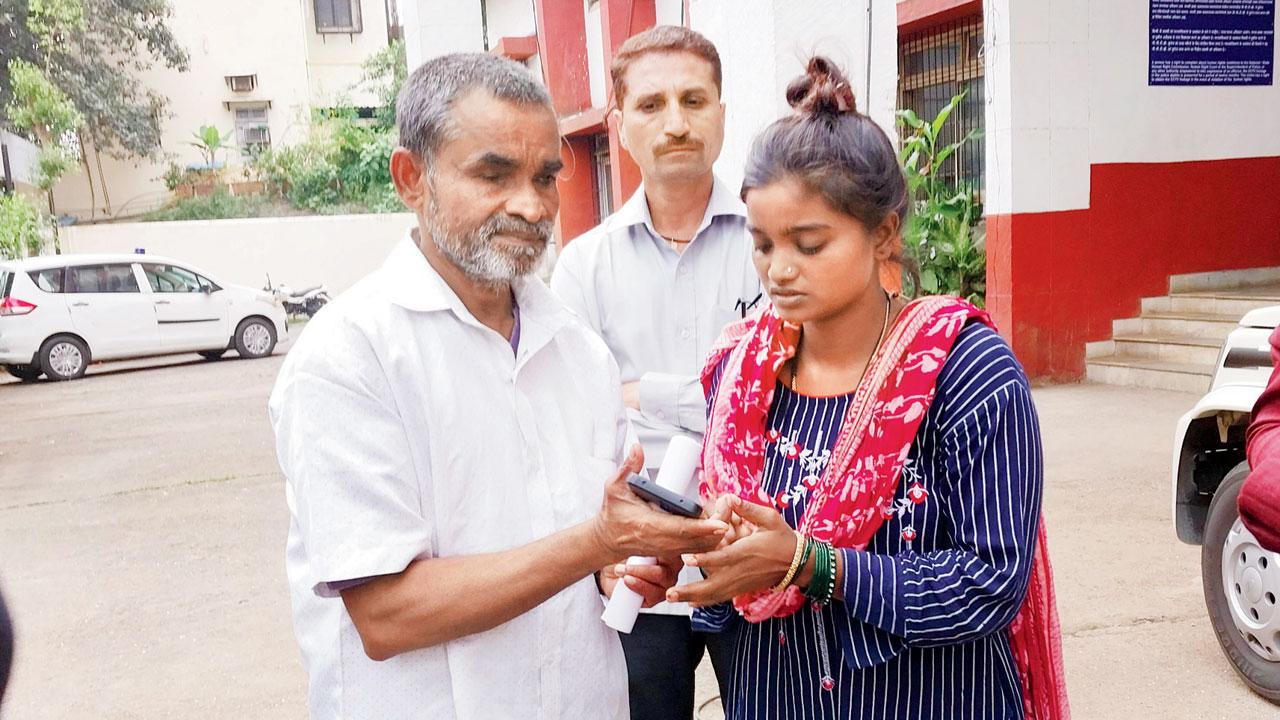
0,352,1273,718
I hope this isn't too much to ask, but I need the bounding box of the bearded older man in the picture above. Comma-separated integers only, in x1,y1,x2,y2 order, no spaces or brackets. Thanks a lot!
268,53,728,720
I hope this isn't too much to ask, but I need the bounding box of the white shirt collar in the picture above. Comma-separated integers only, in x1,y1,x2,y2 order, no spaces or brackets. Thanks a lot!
609,175,746,241
384,230,573,361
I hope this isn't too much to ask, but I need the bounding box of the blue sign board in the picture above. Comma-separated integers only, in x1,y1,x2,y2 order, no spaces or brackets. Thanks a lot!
1150,0,1275,85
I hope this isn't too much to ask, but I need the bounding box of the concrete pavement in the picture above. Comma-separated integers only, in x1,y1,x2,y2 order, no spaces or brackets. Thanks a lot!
0,355,1273,718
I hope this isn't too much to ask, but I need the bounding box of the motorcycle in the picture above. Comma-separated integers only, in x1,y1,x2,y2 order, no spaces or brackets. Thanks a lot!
265,274,331,319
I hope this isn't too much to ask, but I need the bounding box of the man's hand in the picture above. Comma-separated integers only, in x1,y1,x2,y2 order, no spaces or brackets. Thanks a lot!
589,445,728,564
622,381,641,410
597,556,682,607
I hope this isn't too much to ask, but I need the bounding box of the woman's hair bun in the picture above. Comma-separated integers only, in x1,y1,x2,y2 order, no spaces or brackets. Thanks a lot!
784,56,858,118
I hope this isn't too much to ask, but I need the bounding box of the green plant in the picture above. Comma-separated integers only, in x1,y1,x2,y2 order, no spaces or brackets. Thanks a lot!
897,91,986,306
142,189,272,222
360,39,406,129
188,124,234,167
0,194,49,259
160,161,184,191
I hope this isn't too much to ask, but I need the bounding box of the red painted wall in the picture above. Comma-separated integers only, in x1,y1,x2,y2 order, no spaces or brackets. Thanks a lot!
987,155,1280,381
600,0,655,207
558,137,598,246
898,0,982,33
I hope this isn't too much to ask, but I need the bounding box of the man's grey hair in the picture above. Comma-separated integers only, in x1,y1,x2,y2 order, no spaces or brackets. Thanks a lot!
396,52,553,166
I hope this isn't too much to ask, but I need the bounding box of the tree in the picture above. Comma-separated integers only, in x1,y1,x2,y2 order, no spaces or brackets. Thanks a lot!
359,39,406,129
0,194,49,260
6,58,82,191
0,0,189,212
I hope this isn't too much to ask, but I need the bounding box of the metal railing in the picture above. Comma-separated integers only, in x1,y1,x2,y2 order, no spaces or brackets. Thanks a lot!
897,14,986,197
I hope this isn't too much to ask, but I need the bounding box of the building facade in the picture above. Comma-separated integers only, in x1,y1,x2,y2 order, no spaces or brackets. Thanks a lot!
52,0,393,223
402,0,1279,382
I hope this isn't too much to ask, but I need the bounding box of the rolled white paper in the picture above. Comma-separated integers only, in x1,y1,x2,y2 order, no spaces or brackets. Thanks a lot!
601,434,703,633
652,434,703,500
599,556,657,633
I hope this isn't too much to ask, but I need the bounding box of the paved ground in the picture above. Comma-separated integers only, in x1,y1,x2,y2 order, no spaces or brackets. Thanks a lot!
0,351,1275,719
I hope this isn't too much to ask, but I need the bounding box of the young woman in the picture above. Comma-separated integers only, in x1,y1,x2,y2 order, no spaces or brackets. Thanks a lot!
662,57,1070,719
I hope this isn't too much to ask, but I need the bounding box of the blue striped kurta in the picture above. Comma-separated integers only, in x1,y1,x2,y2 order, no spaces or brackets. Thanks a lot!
694,322,1043,720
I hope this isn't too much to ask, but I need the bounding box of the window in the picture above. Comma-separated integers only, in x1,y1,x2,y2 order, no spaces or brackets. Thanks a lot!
225,74,257,92
592,134,613,223
142,264,217,293
67,264,140,294
234,107,271,152
314,0,362,33
898,16,985,196
28,268,65,293
0,271,11,299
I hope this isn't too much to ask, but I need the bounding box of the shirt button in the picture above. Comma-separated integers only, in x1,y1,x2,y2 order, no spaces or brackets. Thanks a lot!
679,266,690,277
656,410,667,421
679,328,691,339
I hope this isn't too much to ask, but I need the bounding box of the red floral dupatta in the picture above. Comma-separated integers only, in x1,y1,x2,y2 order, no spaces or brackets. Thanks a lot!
699,296,1070,720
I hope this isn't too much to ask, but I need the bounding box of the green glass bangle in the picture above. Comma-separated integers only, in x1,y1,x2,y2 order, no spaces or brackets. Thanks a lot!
806,541,832,604
823,544,838,604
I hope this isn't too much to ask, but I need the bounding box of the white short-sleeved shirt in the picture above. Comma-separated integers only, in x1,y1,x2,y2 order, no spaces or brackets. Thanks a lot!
269,233,630,720
551,178,758,616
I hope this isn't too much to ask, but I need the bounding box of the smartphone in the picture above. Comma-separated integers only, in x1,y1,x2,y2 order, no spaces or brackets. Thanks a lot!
626,473,703,518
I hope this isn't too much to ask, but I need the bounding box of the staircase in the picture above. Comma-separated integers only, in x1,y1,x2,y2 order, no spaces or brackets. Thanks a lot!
1085,268,1280,392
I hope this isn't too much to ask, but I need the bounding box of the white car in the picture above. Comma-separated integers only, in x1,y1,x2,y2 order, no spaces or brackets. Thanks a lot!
1173,304,1280,703
0,254,288,381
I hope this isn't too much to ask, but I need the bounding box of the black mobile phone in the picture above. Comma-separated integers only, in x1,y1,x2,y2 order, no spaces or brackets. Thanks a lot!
626,473,703,519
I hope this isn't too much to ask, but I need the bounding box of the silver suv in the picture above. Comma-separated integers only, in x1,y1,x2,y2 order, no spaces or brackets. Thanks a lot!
1173,305,1280,703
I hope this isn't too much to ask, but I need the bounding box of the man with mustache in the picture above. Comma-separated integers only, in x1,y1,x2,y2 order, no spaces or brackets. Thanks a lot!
551,26,759,720
269,53,728,720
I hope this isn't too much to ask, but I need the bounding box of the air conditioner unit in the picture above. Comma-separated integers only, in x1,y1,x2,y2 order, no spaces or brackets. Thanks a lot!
226,74,257,92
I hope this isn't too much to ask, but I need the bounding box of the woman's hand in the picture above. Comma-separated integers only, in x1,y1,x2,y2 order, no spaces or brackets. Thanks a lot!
706,494,758,549
666,496,799,607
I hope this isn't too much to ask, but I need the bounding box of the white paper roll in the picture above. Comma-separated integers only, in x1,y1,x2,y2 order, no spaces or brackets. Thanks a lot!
601,434,703,633
600,556,657,633
653,434,703,497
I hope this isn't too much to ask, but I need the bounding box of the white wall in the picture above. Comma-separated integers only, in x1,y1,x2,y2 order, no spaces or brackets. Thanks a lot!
1090,0,1280,165
983,0,1091,215
52,1,314,222
2,132,41,188
403,0,485,69
985,0,1280,215
691,0,898,192
586,0,608,108
62,214,415,294
305,0,393,108
655,0,684,26
484,0,537,43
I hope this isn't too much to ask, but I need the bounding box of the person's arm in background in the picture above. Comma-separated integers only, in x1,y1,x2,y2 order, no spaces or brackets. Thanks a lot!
1239,326,1280,551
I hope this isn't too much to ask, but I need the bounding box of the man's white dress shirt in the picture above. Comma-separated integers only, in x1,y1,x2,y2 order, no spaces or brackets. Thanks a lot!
270,233,630,720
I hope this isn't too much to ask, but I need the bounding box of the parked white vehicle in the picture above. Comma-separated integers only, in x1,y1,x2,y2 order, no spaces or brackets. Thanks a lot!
1172,304,1280,703
0,254,288,381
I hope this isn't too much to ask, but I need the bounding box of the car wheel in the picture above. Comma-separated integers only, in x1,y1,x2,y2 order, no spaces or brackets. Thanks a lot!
38,335,89,381
234,317,276,359
3,363,43,382
198,349,228,361
1203,462,1280,704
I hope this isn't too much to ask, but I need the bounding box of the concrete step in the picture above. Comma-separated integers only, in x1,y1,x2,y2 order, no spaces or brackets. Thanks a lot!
1090,268,1279,390
1167,290,1280,317
1169,267,1280,294
1085,356,1213,394
1107,333,1223,365
1114,311,1241,340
